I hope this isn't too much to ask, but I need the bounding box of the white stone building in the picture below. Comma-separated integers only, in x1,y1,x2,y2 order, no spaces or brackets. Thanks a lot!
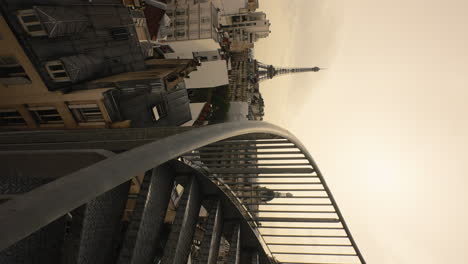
184,60,229,88
157,1,219,58
157,1,229,89
220,11,270,51
212,0,259,15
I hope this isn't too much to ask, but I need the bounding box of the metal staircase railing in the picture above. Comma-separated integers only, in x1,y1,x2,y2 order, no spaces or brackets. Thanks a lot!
0,121,365,264
181,134,365,264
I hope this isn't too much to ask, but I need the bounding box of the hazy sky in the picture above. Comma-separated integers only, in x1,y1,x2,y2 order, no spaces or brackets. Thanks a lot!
255,0,468,263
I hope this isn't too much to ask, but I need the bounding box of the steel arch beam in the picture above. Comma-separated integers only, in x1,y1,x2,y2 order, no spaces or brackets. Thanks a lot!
0,122,288,250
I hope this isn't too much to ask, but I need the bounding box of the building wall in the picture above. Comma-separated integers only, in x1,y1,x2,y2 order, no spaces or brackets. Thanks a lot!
185,60,229,89
216,0,247,15
0,15,113,130
157,2,221,59
221,12,270,50
193,50,222,62
1,2,148,91
227,50,255,101
166,0,252,16
92,58,198,90
246,0,259,11
160,39,221,59
1,14,196,130
230,42,254,52
132,10,154,58
163,2,219,42
225,50,264,120
0,2,197,130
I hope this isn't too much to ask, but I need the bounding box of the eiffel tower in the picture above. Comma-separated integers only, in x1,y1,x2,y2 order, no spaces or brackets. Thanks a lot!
254,60,321,82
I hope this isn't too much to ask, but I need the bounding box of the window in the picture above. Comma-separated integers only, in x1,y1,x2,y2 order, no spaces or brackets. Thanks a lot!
45,60,70,82
175,20,186,26
21,15,38,23
166,11,173,17
0,56,30,85
0,109,25,126
68,103,105,123
158,45,174,54
152,103,167,121
176,30,186,37
17,9,47,37
201,17,210,24
200,29,211,36
175,9,186,16
28,106,63,125
111,27,129,40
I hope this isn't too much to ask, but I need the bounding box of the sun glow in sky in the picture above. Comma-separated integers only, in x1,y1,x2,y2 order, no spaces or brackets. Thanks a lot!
255,0,468,263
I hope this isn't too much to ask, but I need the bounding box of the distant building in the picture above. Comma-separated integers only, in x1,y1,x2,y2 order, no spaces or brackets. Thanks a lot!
157,1,220,59
226,49,321,121
211,0,259,16
227,49,256,102
186,50,264,121
244,0,260,12
220,12,270,51
247,87,264,121
156,2,230,89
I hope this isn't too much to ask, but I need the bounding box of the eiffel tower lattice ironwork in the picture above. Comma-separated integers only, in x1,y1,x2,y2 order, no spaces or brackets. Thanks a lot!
254,60,321,82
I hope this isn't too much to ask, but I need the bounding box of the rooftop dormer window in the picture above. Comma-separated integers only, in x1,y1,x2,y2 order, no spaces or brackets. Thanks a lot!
18,7,89,38
17,9,47,37
45,60,70,82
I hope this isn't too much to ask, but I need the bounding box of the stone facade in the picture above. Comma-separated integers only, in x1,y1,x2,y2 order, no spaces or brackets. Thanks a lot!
221,12,270,52
0,1,197,130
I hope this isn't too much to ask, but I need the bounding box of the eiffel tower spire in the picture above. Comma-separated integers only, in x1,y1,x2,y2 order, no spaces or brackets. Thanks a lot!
254,60,321,82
